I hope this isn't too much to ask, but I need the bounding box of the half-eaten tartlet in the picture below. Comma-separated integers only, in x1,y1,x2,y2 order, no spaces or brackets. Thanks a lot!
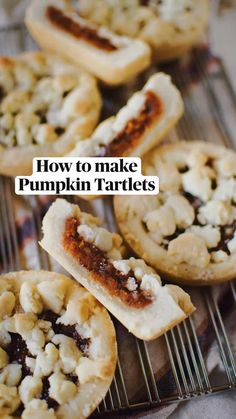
25,0,151,85
67,72,184,159
41,199,195,341
77,0,209,62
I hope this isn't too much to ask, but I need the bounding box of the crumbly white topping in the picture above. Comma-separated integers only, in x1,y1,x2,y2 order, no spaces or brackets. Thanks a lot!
166,195,195,228
198,200,234,226
227,231,236,253
0,275,113,416
112,257,161,296
0,348,8,369
182,166,214,202
78,0,207,48
77,218,123,258
140,274,161,297
211,250,228,263
49,372,77,404
67,73,169,158
168,232,210,268
0,291,15,320
0,383,20,414
0,53,101,148
188,225,220,249
22,399,56,419
144,206,176,236
0,364,22,387
20,282,43,314
19,376,43,405
142,143,236,268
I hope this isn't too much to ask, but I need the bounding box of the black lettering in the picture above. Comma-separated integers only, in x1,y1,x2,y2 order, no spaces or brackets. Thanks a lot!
95,178,104,191
19,178,29,190
36,159,49,172
76,161,91,172
148,180,156,191
95,162,110,172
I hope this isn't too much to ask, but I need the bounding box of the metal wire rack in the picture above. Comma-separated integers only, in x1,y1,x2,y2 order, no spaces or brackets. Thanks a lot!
0,23,236,418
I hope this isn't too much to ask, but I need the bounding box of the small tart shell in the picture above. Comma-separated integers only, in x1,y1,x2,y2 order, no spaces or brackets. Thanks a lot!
77,0,209,63
0,270,117,419
0,51,101,177
40,199,195,340
114,141,236,285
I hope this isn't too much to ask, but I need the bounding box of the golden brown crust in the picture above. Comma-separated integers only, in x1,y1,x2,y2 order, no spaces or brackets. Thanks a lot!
0,270,117,418
67,72,184,161
78,0,209,62
114,141,236,285
25,0,151,85
40,199,195,340
0,51,101,176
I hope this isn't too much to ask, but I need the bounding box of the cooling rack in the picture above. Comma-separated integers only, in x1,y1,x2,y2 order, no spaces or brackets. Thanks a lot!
0,22,236,418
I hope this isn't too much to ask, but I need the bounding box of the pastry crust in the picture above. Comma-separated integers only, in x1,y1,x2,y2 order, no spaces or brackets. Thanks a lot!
114,141,236,285
67,72,184,159
25,0,151,85
40,199,195,341
78,0,210,62
0,51,101,176
0,270,117,418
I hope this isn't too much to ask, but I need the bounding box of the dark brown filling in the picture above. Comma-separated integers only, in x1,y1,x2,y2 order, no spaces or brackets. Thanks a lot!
7,333,31,379
101,91,163,157
183,191,236,253
46,6,117,51
63,217,153,308
0,86,5,102
159,190,236,255
40,310,90,353
41,377,59,410
182,191,203,215
5,310,89,412
54,126,65,136
211,221,236,254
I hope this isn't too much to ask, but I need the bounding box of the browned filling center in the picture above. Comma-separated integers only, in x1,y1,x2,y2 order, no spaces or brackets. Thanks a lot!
63,217,153,308
102,91,163,157
159,191,236,254
46,6,118,52
0,85,5,102
5,310,89,413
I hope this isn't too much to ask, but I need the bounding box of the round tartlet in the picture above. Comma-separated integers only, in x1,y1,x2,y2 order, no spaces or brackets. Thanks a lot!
0,271,117,418
78,0,209,62
0,51,101,176
114,141,236,285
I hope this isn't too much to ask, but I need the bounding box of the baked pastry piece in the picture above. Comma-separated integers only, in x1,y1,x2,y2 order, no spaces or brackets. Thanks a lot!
78,0,209,62
0,270,116,418
40,199,195,340
114,141,236,285
25,0,151,85
0,51,101,176
67,73,183,158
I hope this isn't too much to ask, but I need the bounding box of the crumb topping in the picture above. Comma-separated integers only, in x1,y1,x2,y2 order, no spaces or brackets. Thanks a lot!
68,74,164,158
78,0,207,49
142,144,236,267
0,53,100,148
0,274,113,417
63,212,164,308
